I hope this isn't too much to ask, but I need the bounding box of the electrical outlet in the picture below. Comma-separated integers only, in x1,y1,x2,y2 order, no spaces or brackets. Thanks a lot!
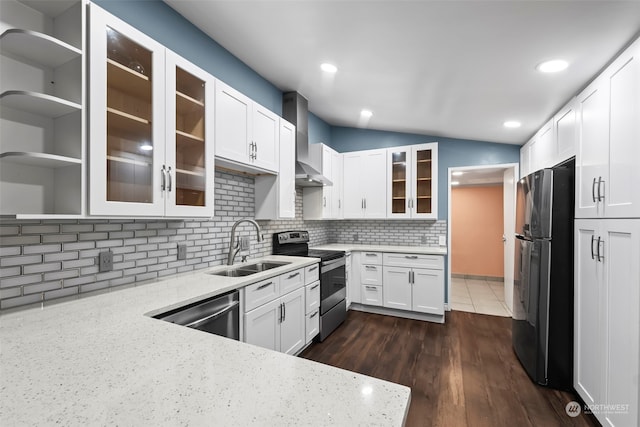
98,250,113,272
240,236,250,251
353,233,359,242
177,244,187,260
438,235,446,246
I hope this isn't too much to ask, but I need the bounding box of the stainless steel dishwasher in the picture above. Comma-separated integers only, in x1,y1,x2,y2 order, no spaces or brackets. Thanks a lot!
154,290,240,340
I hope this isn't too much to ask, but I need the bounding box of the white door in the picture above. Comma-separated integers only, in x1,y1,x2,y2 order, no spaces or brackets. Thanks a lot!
244,298,280,352
88,4,166,216
214,81,250,164
164,50,215,217
603,220,640,427
573,220,603,407
278,120,296,218
503,167,516,313
280,288,305,355
382,267,411,310
575,77,609,218
604,42,640,218
252,103,279,172
362,149,387,218
412,268,444,315
343,152,363,218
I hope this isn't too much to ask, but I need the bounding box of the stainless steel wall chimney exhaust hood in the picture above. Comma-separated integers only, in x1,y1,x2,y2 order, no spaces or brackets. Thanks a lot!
282,92,332,187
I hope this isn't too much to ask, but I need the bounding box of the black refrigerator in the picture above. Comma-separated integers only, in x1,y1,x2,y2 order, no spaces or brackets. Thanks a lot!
512,159,574,390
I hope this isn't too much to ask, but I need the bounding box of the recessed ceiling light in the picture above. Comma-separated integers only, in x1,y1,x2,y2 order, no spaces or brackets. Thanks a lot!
452,171,464,176
536,59,569,73
320,63,337,73
503,121,521,129
451,181,460,186
360,109,373,118
140,144,153,151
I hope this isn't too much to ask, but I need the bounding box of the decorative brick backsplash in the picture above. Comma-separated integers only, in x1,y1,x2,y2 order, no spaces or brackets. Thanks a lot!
0,170,446,310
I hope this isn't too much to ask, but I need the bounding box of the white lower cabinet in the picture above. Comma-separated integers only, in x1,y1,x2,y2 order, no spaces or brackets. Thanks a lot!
304,281,320,344
361,285,383,306
382,265,444,315
244,272,306,355
574,219,640,427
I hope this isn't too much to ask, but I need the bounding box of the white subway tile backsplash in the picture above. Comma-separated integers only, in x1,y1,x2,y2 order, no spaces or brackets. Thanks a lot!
23,263,62,275
1,254,42,267
23,244,62,255
0,236,40,246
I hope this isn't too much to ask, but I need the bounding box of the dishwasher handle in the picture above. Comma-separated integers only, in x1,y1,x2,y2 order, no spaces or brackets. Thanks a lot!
184,300,239,329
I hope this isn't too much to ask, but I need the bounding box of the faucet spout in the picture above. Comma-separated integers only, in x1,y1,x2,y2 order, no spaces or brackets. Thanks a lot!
227,219,263,265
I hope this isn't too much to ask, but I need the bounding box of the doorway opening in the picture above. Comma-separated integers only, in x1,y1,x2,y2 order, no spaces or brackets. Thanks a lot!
446,163,518,317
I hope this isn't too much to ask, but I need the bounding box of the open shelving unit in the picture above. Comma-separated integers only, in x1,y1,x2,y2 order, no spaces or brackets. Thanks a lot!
0,0,85,218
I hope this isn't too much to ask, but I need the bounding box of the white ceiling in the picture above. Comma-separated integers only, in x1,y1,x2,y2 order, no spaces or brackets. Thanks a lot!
451,167,506,186
165,1,640,145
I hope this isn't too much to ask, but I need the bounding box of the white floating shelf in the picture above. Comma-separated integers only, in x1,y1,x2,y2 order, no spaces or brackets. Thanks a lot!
0,90,81,118
1,29,81,68
0,152,81,168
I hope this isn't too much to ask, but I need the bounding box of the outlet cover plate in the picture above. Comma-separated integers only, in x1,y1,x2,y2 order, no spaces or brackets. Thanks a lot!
177,244,187,260
438,235,446,246
99,251,113,272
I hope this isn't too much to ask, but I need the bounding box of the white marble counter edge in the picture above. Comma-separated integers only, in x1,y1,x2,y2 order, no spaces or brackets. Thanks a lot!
311,243,448,255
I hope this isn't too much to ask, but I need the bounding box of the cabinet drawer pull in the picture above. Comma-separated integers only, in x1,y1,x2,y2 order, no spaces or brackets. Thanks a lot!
287,272,300,279
405,255,419,259
310,283,320,290
365,253,377,257
365,265,377,270
256,282,273,290
365,286,377,290
310,311,318,318
308,266,318,272
323,196,326,207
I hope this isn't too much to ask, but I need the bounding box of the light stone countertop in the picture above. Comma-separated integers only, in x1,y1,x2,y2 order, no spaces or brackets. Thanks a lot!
311,243,448,255
0,255,411,426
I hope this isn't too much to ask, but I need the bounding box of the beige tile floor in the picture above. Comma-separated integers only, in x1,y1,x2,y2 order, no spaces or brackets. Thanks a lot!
451,277,512,317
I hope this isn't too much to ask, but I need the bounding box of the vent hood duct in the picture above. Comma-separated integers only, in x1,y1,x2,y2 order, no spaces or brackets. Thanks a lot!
282,92,332,187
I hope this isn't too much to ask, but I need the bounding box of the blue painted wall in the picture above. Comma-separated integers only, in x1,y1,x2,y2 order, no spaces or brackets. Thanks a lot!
308,113,332,145
94,0,283,114
330,127,521,220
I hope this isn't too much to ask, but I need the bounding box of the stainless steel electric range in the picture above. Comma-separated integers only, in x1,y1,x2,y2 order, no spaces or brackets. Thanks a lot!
272,231,346,341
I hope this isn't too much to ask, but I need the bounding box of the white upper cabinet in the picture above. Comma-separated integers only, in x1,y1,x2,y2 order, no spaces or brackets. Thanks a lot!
576,37,640,219
302,143,342,220
343,149,387,218
387,143,438,219
529,120,553,173
88,4,215,217
0,0,85,217
255,119,296,220
215,80,279,173
553,98,577,165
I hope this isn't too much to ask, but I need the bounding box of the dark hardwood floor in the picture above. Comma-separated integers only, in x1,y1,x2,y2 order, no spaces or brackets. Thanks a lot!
300,310,599,427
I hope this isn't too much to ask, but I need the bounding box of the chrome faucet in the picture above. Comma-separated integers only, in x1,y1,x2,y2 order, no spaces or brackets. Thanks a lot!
227,219,263,265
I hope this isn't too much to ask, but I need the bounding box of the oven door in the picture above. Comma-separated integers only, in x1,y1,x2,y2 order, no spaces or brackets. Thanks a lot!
320,257,346,314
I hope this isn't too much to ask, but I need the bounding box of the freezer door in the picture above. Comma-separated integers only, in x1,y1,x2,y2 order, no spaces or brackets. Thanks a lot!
516,169,553,239
512,237,551,385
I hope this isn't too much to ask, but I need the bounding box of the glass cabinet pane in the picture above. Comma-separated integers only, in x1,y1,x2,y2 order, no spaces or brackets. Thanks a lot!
105,27,153,203
391,151,407,214
415,149,432,214
174,67,206,207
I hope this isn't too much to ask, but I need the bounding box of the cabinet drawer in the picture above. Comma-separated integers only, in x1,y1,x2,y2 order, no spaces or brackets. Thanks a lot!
280,268,304,295
305,281,321,314
360,251,382,265
304,263,320,285
306,309,320,344
362,285,383,306
244,277,280,312
383,253,444,269
360,264,383,285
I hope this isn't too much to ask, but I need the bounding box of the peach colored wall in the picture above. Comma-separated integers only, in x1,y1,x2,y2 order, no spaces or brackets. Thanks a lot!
451,185,504,277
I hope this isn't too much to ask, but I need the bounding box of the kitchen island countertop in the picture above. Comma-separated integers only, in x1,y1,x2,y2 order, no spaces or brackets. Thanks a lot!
0,255,411,426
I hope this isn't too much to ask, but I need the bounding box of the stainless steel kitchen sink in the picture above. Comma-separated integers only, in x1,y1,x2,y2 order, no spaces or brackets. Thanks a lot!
208,261,290,277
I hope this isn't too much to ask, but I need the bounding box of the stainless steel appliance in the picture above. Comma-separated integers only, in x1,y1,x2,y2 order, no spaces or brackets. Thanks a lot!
272,231,346,341
154,290,240,340
512,159,574,390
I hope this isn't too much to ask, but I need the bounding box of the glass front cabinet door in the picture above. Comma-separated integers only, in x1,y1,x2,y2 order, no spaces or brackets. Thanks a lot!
387,143,438,219
89,4,214,216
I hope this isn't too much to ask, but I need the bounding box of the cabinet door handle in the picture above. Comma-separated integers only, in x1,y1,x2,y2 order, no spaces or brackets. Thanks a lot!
590,235,596,260
364,199,367,209
361,198,364,209
161,165,166,191
596,236,604,262
278,302,283,323
597,177,604,202
308,266,318,272
287,272,300,279
405,255,419,259
254,142,258,154
365,265,377,271
338,199,341,209
310,310,318,318
282,301,286,322
323,196,326,207
167,166,172,192
591,177,597,203
256,281,273,290
310,283,320,290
